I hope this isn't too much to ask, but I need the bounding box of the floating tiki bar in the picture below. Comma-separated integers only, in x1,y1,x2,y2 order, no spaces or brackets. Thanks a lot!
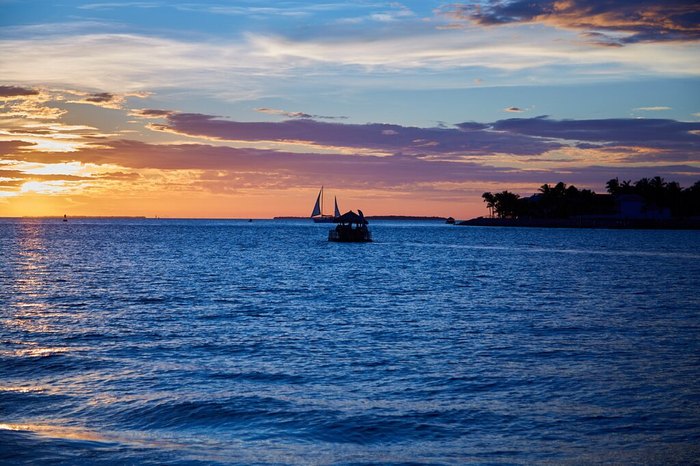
328,210,372,242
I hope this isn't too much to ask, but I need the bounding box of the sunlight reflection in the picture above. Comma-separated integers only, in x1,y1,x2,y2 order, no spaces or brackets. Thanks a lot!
5,221,52,335
0,422,191,451
0,423,107,442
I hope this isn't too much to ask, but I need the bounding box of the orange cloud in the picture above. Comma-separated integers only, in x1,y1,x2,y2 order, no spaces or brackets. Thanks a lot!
443,0,700,45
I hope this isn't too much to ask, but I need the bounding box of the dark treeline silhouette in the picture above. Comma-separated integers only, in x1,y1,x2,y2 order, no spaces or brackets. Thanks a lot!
482,177,700,219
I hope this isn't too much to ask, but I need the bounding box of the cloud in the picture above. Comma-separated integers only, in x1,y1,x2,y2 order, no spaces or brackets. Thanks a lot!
490,116,700,162
0,88,66,120
2,29,698,99
147,112,700,163
78,2,160,10
335,3,415,24
5,139,699,197
67,91,124,109
129,108,175,118
82,92,114,103
504,106,525,113
0,168,91,183
66,90,148,109
254,107,347,120
256,107,313,118
150,112,561,156
491,116,700,144
633,106,672,111
0,85,39,99
578,31,625,47
0,140,36,154
443,0,700,44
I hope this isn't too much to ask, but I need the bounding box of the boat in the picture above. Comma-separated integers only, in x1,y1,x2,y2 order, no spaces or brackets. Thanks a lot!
445,216,455,224
63,214,68,222
310,186,341,223
328,210,372,242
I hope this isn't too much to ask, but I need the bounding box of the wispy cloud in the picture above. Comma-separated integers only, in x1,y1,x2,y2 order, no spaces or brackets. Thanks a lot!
78,2,161,10
633,106,672,112
172,2,386,19
255,107,347,120
2,29,698,97
335,3,415,24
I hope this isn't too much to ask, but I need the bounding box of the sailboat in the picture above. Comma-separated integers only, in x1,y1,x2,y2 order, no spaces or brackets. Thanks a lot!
311,186,341,223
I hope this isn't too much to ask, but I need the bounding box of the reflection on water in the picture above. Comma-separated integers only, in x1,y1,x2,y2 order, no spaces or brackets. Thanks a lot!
1,219,699,464
0,423,107,443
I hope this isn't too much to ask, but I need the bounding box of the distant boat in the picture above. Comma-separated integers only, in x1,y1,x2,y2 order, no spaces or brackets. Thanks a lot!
63,214,68,222
311,186,341,223
445,217,455,224
329,210,372,242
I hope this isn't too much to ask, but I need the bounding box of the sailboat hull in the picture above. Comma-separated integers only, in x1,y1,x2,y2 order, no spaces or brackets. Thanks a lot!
312,216,335,223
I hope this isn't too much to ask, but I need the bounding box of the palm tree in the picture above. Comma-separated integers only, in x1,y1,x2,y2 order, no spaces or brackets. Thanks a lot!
606,178,620,195
493,191,520,218
482,192,496,218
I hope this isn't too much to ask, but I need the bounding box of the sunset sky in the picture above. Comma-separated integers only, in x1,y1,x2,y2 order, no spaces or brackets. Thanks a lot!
1,0,699,218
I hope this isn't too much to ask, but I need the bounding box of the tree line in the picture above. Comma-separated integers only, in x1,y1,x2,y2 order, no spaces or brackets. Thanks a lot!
482,177,700,219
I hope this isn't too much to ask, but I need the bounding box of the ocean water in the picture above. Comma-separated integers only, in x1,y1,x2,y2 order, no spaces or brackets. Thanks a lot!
1,218,699,465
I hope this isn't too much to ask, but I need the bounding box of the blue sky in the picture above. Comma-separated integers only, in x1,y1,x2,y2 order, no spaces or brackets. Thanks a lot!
0,0,699,217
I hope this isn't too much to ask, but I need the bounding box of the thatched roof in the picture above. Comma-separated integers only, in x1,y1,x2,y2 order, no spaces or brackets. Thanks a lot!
334,210,368,224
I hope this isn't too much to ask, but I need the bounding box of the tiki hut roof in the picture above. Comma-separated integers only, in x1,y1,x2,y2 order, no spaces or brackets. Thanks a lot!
334,210,368,224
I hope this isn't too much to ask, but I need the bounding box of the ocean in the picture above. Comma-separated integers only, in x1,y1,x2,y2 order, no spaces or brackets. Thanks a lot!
1,218,699,465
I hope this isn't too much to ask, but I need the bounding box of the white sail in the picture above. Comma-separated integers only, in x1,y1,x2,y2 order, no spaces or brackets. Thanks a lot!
334,197,340,218
311,187,322,217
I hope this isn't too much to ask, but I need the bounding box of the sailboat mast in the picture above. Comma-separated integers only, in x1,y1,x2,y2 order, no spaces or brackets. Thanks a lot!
321,185,324,216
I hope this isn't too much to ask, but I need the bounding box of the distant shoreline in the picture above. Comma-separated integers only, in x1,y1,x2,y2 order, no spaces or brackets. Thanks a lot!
273,216,448,221
1,216,148,219
2,216,448,221
457,217,700,230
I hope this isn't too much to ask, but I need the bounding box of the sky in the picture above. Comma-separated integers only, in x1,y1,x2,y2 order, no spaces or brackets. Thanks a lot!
0,0,699,218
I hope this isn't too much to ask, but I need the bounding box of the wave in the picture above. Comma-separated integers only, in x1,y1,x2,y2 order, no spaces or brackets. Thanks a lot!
109,396,296,431
0,390,73,418
0,351,112,378
208,370,306,384
102,394,487,445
